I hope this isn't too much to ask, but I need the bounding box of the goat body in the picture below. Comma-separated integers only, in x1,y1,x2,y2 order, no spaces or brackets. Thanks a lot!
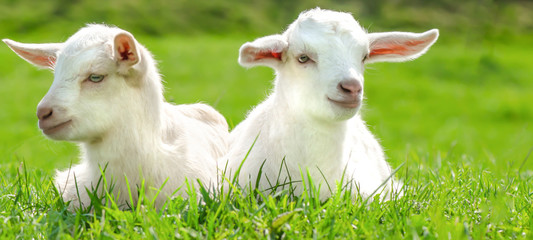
4,24,228,209
223,8,439,200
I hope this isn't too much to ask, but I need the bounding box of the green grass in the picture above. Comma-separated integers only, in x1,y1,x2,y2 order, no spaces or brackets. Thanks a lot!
0,32,532,238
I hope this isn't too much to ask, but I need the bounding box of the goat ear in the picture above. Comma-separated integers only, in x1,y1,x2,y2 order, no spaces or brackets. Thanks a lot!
239,34,288,69
3,39,62,69
365,29,439,64
114,32,140,67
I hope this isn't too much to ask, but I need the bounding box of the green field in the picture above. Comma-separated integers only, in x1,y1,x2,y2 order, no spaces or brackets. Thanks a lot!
1,4,532,238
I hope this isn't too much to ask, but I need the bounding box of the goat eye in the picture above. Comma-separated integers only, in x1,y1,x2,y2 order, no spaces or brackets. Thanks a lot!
298,54,310,63
88,74,105,83
362,54,368,62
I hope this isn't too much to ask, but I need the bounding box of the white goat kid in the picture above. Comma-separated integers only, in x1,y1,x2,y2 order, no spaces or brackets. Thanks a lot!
223,8,438,200
3,24,228,209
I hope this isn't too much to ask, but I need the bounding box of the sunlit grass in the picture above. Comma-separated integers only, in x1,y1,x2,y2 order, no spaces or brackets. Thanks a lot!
0,156,530,238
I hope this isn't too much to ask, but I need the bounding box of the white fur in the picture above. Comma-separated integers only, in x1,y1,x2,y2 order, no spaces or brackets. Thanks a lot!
222,8,438,200
3,24,228,209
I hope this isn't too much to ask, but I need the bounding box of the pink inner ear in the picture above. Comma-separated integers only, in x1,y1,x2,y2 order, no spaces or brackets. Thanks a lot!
405,40,427,46
117,42,135,61
370,40,427,57
17,49,55,67
254,51,282,60
370,45,408,56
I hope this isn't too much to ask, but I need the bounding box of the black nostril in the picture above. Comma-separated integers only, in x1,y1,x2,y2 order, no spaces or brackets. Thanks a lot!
340,84,352,93
44,110,53,119
37,107,53,120
338,81,362,95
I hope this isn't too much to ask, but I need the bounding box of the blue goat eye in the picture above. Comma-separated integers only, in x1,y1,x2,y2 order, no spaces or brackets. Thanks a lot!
88,74,105,83
298,54,310,63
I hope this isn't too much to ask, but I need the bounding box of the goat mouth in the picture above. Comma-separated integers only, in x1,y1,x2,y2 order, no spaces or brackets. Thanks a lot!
40,120,72,135
328,98,360,109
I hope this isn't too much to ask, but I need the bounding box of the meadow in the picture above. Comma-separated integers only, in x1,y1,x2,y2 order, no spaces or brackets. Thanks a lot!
1,4,532,239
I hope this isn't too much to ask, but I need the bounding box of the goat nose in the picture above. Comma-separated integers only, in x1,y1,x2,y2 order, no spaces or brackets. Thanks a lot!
338,80,362,95
37,107,53,120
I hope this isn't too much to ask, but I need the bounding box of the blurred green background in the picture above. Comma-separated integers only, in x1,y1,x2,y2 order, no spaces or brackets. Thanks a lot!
0,0,531,177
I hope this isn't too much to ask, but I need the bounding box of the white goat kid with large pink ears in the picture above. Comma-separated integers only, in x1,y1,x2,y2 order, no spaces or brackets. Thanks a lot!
223,8,439,200
3,24,228,209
